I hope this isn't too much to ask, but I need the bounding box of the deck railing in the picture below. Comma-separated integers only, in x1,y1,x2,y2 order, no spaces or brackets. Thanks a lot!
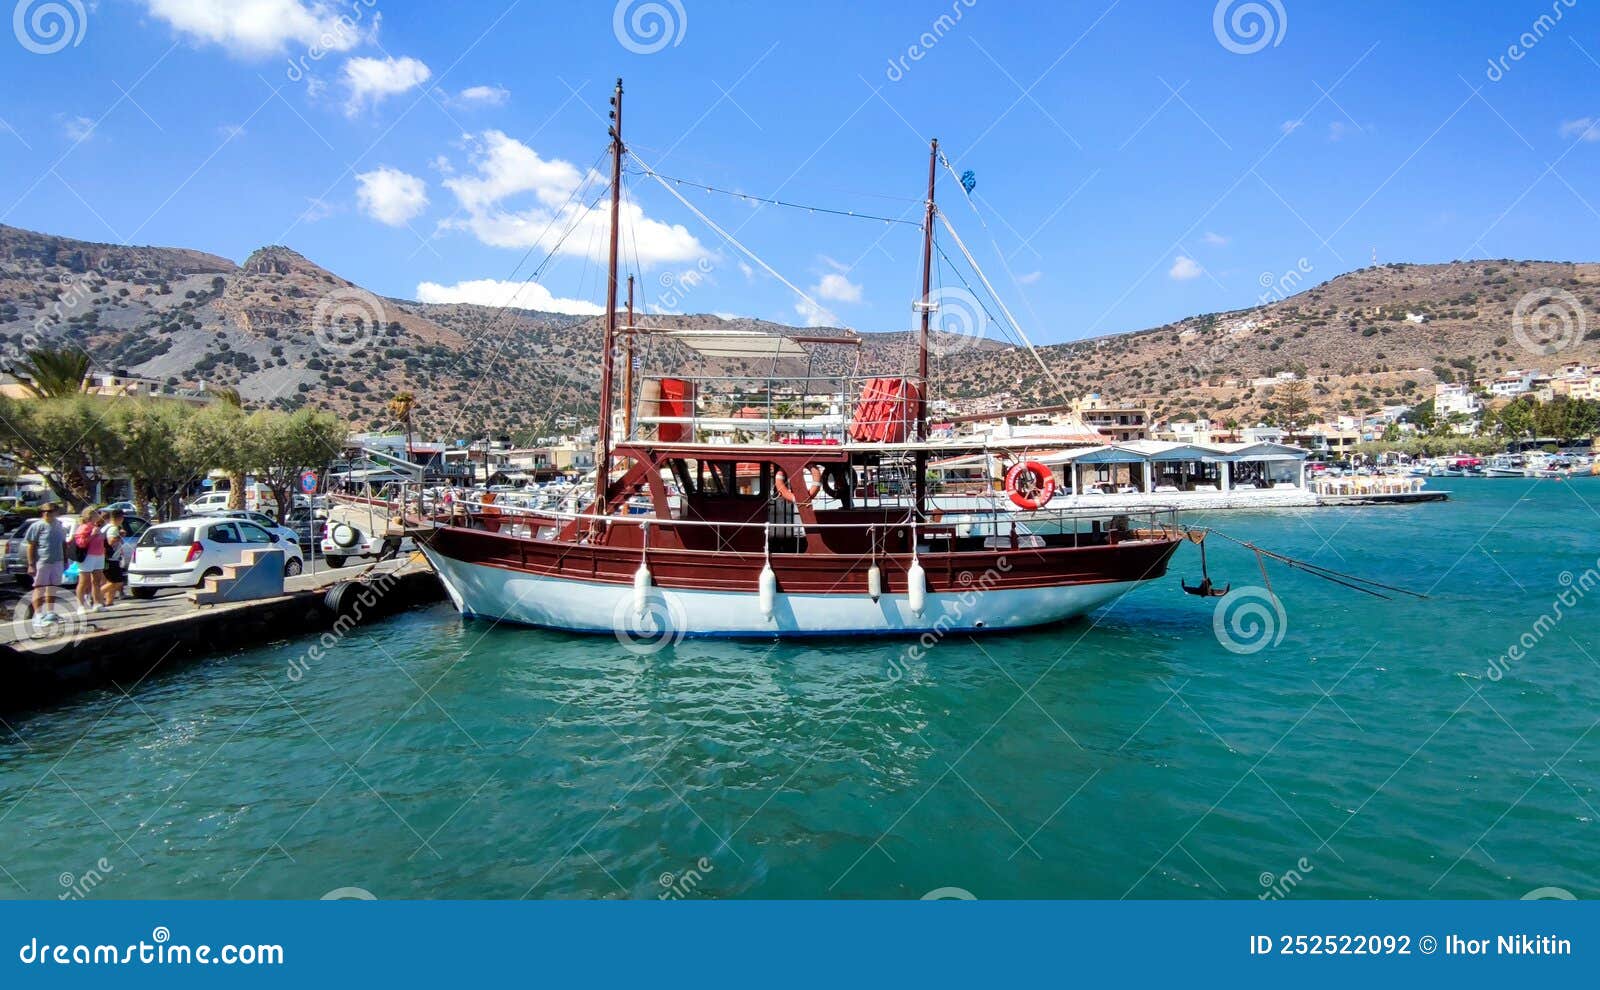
628,373,928,446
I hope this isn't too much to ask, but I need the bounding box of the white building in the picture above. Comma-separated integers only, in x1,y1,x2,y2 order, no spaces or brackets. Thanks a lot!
1435,383,1482,417
1489,371,1536,398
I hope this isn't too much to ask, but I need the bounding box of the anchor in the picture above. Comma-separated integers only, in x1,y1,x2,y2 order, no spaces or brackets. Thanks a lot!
1182,531,1230,598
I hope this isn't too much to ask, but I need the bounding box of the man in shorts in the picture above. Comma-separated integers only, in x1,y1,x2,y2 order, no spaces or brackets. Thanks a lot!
23,502,68,618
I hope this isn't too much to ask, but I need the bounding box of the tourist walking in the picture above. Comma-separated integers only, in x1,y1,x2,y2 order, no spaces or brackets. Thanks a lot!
22,502,68,619
72,507,108,611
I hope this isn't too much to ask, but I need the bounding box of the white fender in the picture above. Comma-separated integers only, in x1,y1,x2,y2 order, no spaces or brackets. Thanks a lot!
867,564,882,602
633,561,652,617
759,562,777,619
907,558,926,617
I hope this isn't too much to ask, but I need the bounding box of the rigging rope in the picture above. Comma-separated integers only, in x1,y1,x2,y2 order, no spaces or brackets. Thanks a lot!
629,148,832,322
627,165,922,227
935,210,1063,393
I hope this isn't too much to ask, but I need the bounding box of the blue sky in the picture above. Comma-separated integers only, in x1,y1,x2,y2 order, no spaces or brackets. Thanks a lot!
2,0,1597,344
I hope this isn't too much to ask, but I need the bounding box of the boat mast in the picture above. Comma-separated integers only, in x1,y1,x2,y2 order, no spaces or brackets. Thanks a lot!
598,77,624,505
622,274,635,438
914,137,938,516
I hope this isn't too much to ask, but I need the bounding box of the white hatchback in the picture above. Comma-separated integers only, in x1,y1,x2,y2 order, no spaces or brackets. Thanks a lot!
128,517,305,599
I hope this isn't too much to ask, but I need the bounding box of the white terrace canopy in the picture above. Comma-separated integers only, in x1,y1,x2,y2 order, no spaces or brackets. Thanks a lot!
626,327,860,361
928,440,1311,494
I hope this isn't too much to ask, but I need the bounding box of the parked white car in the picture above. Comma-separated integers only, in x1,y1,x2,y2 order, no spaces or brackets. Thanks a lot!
190,509,302,547
184,486,275,515
128,517,304,598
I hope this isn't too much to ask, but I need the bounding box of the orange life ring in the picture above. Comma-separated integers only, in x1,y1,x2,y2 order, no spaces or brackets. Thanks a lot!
1004,461,1057,510
774,466,822,504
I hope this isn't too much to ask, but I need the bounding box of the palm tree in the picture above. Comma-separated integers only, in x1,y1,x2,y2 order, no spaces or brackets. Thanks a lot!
11,345,90,397
388,391,416,466
210,385,248,509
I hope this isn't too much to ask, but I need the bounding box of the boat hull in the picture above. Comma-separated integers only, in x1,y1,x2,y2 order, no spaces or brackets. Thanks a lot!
425,546,1152,639
421,544,1148,638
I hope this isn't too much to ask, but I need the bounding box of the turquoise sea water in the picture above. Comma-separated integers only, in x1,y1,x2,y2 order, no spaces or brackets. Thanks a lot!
2,479,1598,900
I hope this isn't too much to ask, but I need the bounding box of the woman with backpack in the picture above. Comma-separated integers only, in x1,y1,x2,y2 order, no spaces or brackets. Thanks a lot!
72,507,108,612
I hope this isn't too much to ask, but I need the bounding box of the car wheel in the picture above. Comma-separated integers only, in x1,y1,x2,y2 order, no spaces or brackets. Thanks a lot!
324,555,347,569
284,557,303,577
130,587,157,600
196,567,223,588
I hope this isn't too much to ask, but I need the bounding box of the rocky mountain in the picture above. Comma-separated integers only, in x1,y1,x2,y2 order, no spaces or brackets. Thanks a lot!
2,223,1596,438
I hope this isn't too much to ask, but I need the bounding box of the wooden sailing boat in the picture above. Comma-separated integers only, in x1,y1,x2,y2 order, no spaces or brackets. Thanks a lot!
409,78,1184,638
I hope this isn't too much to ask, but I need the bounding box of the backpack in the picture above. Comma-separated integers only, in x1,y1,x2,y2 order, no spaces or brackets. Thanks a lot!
66,524,90,563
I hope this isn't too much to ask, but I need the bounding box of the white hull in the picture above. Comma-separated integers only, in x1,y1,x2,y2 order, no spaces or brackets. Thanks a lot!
422,547,1141,638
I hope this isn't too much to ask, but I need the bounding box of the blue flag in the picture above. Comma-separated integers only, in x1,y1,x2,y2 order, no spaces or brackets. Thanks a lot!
959,170,977,194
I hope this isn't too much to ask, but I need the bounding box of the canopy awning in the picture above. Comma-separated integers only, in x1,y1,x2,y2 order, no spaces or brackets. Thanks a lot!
629,328,823,359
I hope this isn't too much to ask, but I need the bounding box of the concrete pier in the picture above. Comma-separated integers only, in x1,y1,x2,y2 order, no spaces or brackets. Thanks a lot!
0,557,444,713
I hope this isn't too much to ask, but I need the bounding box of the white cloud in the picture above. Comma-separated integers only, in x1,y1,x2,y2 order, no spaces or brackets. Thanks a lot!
142,0,375,58
441,130,706,266
62,116,96,142
1016,270,1043,285
794,298,838,327
1327,121,1351,142
1202,231,1228,246
738,262,754,280
415,279,603,316
355,166,428,226
342,55,430,114
459,85,509,106
1280,119,1304,135
814,271,862,303
1560,118,1600,142
300,197,337,223
1169,255,1203,281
